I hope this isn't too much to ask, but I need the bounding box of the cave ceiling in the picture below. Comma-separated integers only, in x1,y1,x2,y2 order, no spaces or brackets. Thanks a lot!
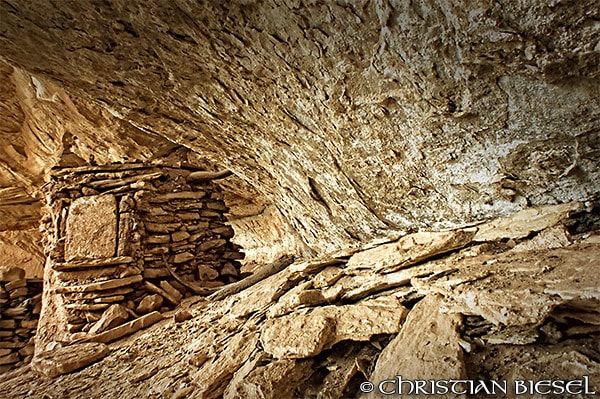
0,0,598,254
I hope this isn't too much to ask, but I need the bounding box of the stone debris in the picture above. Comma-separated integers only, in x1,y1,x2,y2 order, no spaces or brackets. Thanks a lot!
87,311,164,344
135,294,163,315
261,296,408,359
0,268,42,373
1,205,599,398
88,304,129,335
512,224,572,252
412,241,600,326
346,229,476,273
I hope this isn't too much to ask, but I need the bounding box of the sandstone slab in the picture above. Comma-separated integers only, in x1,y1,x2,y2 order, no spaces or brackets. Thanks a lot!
89,304,129,335
31,342,109,378
190,329,259,399
261,296,408,359
225,359,314,399
144,281,180,305
65,195,118,261
87,311,163,344
414,242,600,326
136,294,163,315
364,295,466,399
56,275,143,293
347,229,476,273
159,280,183,302
512,224,572,252
474,202,582,242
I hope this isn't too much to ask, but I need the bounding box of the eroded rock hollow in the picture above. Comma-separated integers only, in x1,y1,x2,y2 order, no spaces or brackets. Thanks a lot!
0,1,598,398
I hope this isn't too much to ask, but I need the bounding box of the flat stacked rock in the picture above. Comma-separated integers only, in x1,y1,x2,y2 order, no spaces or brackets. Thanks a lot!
0,267,42,373
37,162,243,347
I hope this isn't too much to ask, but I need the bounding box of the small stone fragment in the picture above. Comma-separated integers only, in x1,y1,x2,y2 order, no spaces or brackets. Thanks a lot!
173,252,194,263
5,279,26,291
171,230,191,242
136,294,164,315
159,281,183,302
89,304,129,335
174,309,193,323
199,239,226,251
197,264,219,281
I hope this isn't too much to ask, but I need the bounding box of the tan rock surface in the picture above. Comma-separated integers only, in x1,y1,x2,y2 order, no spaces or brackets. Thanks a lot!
347,229,476,273
31,342,109,378
474,202,583,242
88,304,129,335
261,296,408,359
365,295,467,399
65,195,118,261
1,2,598,254
135,294,163,315
0,222,598,398
413,242,600,326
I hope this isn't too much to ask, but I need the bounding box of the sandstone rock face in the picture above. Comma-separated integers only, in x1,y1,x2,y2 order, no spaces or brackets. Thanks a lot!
1,1,598,254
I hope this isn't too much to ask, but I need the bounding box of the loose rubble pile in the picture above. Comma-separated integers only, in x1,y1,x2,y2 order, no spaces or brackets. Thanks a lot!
1,202,598,399
0,267,42,373
35,163,243,353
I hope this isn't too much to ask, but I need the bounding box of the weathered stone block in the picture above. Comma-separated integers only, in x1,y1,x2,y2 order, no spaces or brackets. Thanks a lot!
197,264,219,281
173,252,194,263
171,230,190,242
199,239,226,252
89,304,129,335
65,195,117,261
159,281,183,302
136,294,163,315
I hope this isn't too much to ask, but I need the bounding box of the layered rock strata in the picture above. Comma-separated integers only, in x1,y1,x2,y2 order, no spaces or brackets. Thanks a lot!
0,267,42,374
36,162,243,353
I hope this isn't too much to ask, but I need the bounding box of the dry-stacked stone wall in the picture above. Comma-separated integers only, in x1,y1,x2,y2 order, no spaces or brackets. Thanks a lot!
37,163,243,349
0,267,42,373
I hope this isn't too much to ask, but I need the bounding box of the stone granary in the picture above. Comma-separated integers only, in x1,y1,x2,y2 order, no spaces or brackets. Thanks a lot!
35,163,243,352
0,1,599,398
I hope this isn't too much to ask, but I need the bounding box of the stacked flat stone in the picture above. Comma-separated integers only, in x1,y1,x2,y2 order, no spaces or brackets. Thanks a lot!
0,267,42,373
39,162,243,345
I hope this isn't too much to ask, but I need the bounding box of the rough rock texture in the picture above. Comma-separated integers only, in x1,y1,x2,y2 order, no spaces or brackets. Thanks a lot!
0,2,599,397
65,195,118,261
1,1,598,254
0,229,44,278
34,162,244,354
364,295,466,399
0,207,598,397
0,268,42,374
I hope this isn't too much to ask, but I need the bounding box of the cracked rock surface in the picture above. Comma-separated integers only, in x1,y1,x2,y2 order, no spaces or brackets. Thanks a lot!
0,204,598,398
1,1,598,254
